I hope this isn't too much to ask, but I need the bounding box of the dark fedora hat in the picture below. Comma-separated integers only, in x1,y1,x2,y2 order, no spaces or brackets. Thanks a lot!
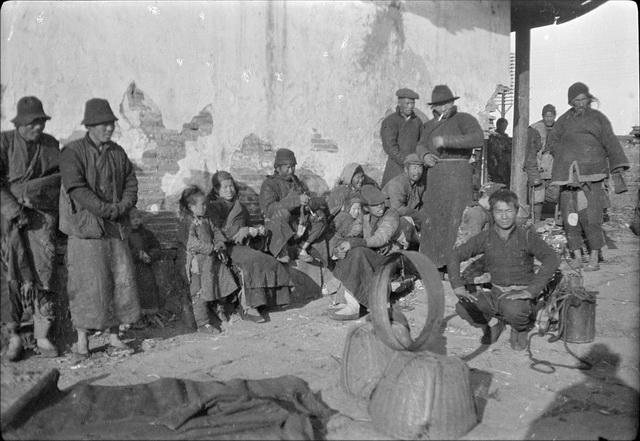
81,98,119,126
11,96,51,126
427,85,460,106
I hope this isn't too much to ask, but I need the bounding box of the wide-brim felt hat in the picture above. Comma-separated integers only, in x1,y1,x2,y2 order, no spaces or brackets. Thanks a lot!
427,85,459,105
11,96,51,125
81,98,118,126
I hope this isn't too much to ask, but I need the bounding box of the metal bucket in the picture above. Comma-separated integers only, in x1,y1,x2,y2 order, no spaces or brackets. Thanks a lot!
560,293,596,344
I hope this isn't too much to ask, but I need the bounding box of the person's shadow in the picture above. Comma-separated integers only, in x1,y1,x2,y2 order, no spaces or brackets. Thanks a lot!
524,343,639,440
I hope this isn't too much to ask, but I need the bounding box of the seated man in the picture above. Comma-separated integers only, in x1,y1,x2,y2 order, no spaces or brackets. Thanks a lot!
329,185,411,320
447,190,560,350
259,148,328,263
382,153,427,244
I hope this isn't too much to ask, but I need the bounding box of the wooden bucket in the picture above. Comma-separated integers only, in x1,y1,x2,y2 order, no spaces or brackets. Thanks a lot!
368,351,478,439
341,322,397,400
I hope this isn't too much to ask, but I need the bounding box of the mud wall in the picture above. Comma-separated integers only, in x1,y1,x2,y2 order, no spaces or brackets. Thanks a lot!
1,0,511,212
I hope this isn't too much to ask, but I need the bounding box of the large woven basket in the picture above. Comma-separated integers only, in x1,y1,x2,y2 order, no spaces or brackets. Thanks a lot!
368,350,478,439
340,251,478,440
341,322,397,400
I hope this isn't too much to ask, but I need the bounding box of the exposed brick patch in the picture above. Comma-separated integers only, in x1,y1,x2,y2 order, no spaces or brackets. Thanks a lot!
310,128,338,152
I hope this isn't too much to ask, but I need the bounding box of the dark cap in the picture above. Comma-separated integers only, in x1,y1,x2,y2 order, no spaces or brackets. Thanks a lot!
542,104,556,116
427,85,459,106
567,82,592,104
361,185,387,206
404,153,424,166
274,148,297,166
11,96,51,126
82,98,118,126
396,88,419,100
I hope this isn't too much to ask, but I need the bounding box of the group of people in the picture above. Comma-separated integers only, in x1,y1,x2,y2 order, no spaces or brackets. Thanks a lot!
0,79,629,362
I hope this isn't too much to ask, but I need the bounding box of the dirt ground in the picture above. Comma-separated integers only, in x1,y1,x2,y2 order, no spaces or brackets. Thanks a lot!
1,209,639,440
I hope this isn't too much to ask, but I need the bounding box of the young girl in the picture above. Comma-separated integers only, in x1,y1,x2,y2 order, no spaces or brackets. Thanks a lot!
176,186,239,333
328,194,364,260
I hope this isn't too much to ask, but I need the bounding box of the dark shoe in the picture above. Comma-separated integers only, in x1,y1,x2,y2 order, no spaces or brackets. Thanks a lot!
510,328,529,351
481,321,506,345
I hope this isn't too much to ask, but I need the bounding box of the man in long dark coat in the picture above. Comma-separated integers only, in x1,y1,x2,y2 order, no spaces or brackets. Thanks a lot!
380,88,424,188
1,96,61,361
416,85,485,272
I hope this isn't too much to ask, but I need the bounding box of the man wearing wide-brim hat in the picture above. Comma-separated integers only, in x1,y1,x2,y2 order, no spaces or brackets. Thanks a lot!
380,87,425,188
415,85,485,272
1,96,61,361
59,98,140,363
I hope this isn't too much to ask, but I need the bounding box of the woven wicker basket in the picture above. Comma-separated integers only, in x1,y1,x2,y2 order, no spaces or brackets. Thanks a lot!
368,350,478,439
341,322,397,400
339,251,477,439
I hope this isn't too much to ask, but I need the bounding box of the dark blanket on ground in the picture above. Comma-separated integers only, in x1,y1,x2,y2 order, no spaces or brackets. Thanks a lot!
2,369,335,440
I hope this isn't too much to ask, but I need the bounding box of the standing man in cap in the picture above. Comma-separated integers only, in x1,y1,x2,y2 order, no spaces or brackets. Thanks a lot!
524,104,559,222
380,88,424,188
415,85,485,273
548,82,629,271
1,96,61,361
382,153,427,242
59,98,140,362
259,148,328,264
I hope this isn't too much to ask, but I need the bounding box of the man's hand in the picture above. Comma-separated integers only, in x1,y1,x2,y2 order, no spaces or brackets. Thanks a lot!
432,136,446,151
529,177,542,188
139,251,152,264
505,289,534,300
454,286,476,303
232,226,250,244
15,210,29,228
335,241,351,259
423,153,439,168
299,194,310,206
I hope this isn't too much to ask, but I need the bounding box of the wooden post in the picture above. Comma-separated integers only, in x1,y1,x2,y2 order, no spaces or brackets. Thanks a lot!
511,25,531,206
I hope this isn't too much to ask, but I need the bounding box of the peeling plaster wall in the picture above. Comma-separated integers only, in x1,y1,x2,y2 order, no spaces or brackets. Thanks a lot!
1,0,510,211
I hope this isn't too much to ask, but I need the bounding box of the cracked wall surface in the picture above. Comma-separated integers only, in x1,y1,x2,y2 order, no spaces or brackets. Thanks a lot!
1,0,510,215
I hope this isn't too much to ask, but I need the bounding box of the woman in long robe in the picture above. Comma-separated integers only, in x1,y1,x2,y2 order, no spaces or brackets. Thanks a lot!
207,171,293,323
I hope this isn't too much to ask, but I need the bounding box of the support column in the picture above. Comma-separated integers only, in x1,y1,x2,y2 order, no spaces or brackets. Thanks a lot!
512,25,531,206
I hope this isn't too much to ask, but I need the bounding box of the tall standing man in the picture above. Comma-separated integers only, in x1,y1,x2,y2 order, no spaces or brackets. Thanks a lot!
60,98,140,362
416,85,485,272
1,96,61,361
380,88,424,188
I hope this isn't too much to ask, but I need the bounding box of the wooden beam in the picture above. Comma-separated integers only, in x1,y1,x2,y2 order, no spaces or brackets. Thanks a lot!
512,25,530,208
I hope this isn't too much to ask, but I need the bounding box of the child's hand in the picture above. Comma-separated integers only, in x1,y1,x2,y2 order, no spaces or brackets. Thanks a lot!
216,250,229,264
232,227,250,244
139,251,152,264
